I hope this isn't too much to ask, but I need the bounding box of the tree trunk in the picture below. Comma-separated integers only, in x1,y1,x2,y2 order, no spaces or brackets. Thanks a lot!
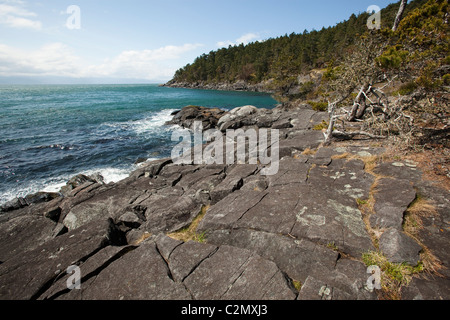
348,83,370,122
324,103,337,145
392,0,408,31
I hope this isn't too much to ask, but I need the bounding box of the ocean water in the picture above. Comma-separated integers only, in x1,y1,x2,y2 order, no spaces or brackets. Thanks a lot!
0,84,277,205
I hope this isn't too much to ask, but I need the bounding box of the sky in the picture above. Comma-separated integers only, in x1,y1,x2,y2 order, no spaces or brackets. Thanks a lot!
0,0,402,84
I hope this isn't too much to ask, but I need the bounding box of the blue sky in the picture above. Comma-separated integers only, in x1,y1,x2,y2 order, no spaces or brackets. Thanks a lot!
0,0,402,83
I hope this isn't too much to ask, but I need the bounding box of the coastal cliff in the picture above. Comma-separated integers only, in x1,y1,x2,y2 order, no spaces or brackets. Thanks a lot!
1,103,448,300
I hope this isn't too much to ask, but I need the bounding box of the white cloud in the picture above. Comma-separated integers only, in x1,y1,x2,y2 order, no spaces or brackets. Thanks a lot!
84,43,204,80
0,43,81,76
217,32,260,48
0,1,42,30
0,42,204,81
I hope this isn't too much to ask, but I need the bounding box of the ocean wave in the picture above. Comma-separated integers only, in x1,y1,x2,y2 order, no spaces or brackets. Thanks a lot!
0,166,135,206
102,109,178,136
25,144,78,151
133,109,177,135
81,167,132,184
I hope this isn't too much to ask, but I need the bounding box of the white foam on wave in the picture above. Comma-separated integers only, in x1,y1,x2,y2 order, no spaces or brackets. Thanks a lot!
1,166,135,206
82,167,132,184
133,109,178,135
1,176,70,205
102,108,178,136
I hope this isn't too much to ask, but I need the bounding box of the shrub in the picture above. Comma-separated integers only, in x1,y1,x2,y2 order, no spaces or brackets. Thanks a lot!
395,81,418,95
443,74,450,86
308,101,328,112
313,120,329,131
376,45,409,69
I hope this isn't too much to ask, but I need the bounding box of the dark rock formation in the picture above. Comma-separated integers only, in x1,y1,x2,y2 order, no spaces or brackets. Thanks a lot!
0,192,60,214
162,80,274,93
0,104,448,301
165,105,227,130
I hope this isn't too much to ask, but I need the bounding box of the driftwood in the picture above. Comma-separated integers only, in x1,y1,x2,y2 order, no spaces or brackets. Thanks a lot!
323,74,417,144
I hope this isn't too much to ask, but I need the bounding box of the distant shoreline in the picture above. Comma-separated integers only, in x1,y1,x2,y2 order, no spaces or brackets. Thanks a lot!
162,79,275,95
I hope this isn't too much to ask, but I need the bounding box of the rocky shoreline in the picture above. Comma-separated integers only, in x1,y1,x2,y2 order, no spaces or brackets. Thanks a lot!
0,103,449,300
161,79,275,93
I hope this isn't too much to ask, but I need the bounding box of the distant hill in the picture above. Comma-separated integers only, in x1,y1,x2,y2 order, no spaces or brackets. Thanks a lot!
165,0,429,96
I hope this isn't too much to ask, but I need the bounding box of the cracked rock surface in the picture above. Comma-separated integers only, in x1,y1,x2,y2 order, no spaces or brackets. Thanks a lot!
0,104,448,300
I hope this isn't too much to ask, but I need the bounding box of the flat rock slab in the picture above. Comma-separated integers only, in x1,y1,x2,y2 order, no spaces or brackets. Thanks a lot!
374,161,422,182
62,187,144,231
236,185,305,235
298,258,377,300
168,241,219,282
210,164,258,205
0,213,56,263
307,158,374,206
290,186,374,257
69,240,192,300
290,109,320,130
198,190,269,232
183,245,296,300
39,245,132,300
141,194,203,233
47,238,296,300
401,276,450,300
379,228,422,266
0,219,123,300
267,157,310,187
370,178,417,230
204,228,339,283
279,130,324,157
199,157,375,257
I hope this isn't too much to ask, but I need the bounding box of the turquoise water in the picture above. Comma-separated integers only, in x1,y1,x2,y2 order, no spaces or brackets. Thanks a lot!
0,84,277,204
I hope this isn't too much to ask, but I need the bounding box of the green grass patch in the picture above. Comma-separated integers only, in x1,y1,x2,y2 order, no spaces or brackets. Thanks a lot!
308,100,328,112
313,120,329,131
292,280,302,292
168,205,210,243
393,81,418,96
362,251,424,300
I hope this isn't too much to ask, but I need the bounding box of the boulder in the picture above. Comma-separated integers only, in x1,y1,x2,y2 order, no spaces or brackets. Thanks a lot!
0,197,28,213
165,105,226,130
62,187,143,231
217,106,275,131
60,174,104,197
230,105,258,117
1,192,60,213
